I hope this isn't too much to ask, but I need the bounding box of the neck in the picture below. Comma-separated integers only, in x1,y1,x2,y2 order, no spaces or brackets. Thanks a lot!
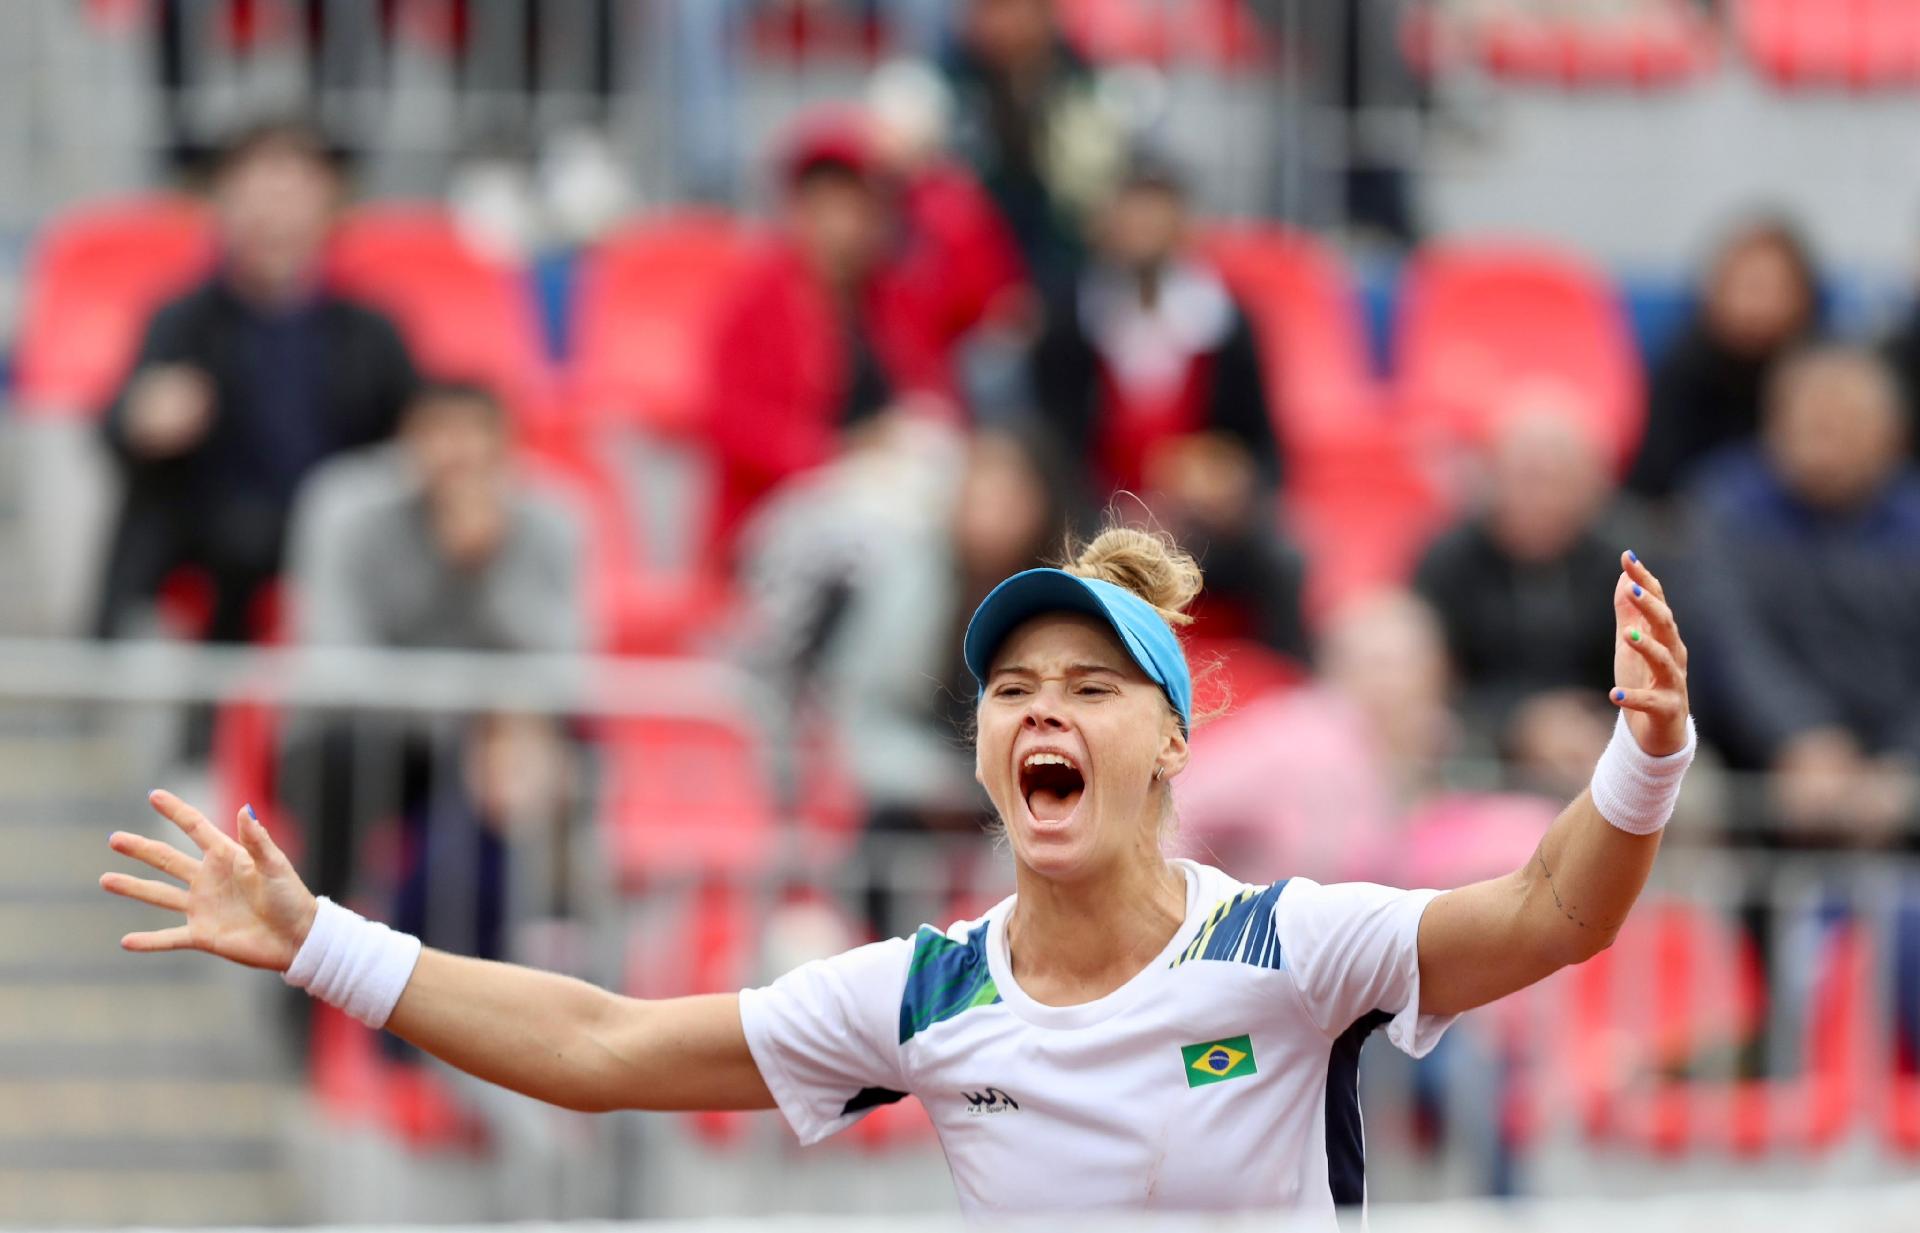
225,267,315,312
1006,843,1186,1003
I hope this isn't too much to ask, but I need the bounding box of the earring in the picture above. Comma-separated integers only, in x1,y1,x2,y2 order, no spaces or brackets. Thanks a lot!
1153,766,1165,782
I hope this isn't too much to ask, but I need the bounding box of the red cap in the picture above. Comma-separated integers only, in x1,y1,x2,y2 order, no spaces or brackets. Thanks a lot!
776,105,885,189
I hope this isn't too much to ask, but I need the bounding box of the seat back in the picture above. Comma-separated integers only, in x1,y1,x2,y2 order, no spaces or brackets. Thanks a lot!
600,710,780,885
570,213,757,440
325,204,552,426
1197,225,1381,449
13,196,216,416
1396,241,1644,470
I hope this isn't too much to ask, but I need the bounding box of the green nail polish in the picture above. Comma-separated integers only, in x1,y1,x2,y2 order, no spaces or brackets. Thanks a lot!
1629,629,1642,642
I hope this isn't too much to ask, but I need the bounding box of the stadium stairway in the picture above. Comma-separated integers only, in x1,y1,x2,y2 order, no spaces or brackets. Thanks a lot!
0,700,305,1227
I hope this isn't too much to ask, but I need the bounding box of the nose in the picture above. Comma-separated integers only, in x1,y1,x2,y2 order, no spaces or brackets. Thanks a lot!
1021,684,1070,732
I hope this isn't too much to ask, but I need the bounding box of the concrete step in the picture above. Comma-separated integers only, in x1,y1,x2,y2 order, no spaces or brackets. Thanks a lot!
0,822,137,898
0,980,262,1049
0,736,144,800
0,898,185,968
0,1076,291,1141
0,978,292,1083
0,1166,300,1226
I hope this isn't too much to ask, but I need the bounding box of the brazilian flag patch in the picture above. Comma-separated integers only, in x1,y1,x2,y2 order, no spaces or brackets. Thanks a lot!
1181,1034,1257,1088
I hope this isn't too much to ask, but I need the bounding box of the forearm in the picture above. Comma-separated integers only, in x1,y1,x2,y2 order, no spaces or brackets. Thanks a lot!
383,948,627,1111
383,950,767,1114
1518,788,1662,969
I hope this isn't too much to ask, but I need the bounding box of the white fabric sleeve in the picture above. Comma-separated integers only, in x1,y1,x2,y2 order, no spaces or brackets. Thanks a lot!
737,936,914,1146
1277,877,1456,1058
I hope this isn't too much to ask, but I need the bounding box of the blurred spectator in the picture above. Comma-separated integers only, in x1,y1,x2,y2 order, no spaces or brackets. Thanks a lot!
1414,412,1623,794
1880,235,1920,446
939,0,1124,291
735,421,1077,935
95,119,417,646
296,383,585,654
1031,152,1306,658
706,109,961,548
1175,591,1462,885
286,382,585,962
1627,214,1822,500
1687,345,1920,846
870,60,1032,351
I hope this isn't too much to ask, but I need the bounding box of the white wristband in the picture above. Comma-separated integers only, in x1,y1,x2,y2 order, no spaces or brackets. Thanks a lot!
282,897,423,1030
1589,711,1696,835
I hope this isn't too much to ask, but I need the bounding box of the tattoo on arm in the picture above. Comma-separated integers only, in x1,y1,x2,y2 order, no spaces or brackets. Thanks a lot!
1532,843,1593,930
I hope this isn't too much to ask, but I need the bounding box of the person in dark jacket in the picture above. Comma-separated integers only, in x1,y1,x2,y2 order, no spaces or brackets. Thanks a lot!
1686,345,1920,846
939,0,1122,292
1414,413,1623,793
1031,153,1305,659
95,119,417,643
1627,214,1822,501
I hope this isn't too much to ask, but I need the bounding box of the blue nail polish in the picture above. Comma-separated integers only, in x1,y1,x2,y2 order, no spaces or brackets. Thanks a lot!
245,803,257,821
1627,549,1639,563
1633,585,1643,597
1613,689,1625,701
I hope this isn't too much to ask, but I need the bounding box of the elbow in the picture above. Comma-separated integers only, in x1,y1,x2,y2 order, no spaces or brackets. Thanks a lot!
1543,917,1622,971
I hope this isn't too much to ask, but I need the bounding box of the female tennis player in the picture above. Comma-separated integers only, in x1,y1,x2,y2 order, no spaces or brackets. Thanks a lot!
101,526,1694,1220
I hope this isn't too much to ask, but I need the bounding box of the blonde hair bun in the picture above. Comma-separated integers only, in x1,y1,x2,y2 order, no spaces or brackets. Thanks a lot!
1063,525,1203,629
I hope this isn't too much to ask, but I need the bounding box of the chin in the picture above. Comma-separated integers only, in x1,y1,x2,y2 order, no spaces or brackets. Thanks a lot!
1007,801,1106,883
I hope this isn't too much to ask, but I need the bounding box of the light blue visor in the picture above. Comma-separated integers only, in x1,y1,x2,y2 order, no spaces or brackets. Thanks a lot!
962,568,1193,732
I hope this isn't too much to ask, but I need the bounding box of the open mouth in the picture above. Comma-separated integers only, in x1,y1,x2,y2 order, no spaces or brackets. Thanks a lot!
1019,752,1086,823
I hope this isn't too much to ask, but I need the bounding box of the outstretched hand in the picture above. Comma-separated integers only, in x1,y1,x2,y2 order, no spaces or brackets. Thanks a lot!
1610,551,1691,757
100,791,317,971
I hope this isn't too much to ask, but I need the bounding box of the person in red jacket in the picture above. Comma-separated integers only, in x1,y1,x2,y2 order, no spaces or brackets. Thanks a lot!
706,109,978,550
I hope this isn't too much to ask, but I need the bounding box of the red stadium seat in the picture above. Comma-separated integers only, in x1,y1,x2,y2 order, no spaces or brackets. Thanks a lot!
600,710,780,885
1186,637,1305,720
1470,2,1718,88
1281,421,1452,626
324,204,553,428
570,212,757,439
12,195,215,416
1394,241,1644,471
1738,0,1920,90
518,432,738,655
1196,225,1383,449
1527,905,1877,1157
1056,0,1270,69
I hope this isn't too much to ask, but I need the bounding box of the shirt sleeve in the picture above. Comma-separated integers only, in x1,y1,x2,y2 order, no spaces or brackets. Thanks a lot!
1277,877,1456,1059
737,937,914,1146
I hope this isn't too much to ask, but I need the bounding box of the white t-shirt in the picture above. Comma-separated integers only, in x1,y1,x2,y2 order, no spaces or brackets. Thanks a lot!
738,859,1454,1222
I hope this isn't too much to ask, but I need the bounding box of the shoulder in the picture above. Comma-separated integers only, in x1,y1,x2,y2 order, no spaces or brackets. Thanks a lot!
1413,520,1493,586
296,450,415,540
319,294,411,348
899,913,1002,1046
1166,861,1289,973
1686,445,1779,525
143,278,228,335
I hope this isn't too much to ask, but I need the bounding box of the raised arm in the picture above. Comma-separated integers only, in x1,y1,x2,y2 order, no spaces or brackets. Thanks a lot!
101,792,772,1114
1416,551,1693,1017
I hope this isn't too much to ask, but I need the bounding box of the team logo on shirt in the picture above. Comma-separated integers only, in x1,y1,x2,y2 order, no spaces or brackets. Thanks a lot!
962,1087,1021,1114
1181,1035,1258,1088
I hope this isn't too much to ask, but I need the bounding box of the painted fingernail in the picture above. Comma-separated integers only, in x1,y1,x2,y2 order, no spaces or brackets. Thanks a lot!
1628,629,1642,642
1614,689,1626,701
1633,585,1643,597
1627,549,1639,563
245,803,257,821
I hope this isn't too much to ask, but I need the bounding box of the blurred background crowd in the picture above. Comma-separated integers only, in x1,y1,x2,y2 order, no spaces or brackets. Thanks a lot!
7,0,1920,1225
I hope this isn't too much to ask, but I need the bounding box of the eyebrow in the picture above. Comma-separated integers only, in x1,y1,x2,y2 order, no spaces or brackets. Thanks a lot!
989,662,1127,681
